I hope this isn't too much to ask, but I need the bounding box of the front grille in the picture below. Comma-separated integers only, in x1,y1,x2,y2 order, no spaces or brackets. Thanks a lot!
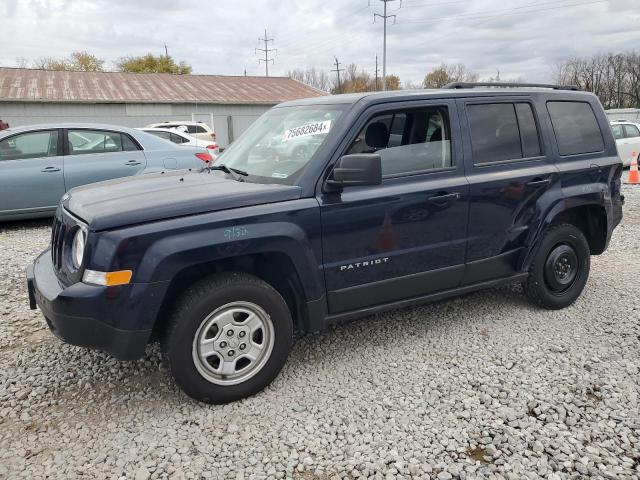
51,213,66,271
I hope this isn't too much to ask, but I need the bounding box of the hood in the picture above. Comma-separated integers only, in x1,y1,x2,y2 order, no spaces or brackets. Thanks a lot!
64,170,302,231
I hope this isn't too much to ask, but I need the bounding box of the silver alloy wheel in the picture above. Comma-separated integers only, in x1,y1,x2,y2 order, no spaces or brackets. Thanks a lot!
192,301,275,386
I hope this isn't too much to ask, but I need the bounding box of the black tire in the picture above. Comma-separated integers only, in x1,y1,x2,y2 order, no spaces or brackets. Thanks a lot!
524,223,591,310
161,272,293,404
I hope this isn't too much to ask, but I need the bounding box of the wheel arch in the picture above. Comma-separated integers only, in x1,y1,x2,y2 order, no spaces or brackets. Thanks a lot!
152,251,312,341
521,200,608,271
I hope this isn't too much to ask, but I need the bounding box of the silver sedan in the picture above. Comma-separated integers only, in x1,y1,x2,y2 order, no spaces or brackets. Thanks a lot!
0,123,212,221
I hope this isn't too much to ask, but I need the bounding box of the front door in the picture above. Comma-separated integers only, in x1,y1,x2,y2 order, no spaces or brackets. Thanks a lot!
458,98,559,284
0,129,65,216
63,129,147,190
319,100,469,314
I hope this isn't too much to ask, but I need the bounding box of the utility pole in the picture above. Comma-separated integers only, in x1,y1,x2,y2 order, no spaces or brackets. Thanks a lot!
255,29,276,77
331,57,344,94
375,54,380,91
373,0,399,90
164,43,169,58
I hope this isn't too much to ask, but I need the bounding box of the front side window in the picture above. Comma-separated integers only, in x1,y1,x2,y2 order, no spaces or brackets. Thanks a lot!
547,101,604,156
219,105,345,185
624,124,640,138
68,130,123,155
467,103,541,164
346,106,452,176
0,130,58,161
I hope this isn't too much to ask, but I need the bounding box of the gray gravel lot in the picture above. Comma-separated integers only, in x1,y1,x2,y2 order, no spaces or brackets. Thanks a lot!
1,186,639,480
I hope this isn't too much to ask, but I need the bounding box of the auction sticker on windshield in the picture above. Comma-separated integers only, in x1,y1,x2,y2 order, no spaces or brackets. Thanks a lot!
282,120,332,142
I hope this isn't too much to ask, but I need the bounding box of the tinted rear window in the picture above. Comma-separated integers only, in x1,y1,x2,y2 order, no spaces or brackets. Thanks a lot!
624,124,640,138
468,104,522,163
467,103,541,164
547,101,604,156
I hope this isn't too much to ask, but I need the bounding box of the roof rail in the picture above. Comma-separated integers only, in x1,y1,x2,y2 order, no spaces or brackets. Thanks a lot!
442,82,579,91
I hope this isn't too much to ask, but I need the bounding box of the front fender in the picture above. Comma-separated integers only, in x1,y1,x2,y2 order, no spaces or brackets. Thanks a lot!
89,199,324,301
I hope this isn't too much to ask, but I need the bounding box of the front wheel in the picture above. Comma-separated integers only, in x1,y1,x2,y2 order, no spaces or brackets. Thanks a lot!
162,273,293,404
524,223,591,310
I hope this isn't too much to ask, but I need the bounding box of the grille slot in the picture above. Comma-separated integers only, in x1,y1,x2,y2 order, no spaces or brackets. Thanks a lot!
50,215,66,271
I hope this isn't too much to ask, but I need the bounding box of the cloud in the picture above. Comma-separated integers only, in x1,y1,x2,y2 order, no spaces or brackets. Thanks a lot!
1,0,638,84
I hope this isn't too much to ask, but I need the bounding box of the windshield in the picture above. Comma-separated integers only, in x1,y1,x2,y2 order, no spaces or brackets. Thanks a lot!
219,105,346,185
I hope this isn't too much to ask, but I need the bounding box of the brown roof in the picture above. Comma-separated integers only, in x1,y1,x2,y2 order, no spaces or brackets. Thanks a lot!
0,67,326,105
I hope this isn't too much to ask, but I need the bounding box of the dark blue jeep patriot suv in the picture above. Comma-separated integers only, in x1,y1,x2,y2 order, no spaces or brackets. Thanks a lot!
27,83,624,403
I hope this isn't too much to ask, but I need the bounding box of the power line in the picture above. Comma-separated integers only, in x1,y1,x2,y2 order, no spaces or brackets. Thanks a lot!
255,28,276,77
373,0,400,90
331,56,345,93
398,0,609,24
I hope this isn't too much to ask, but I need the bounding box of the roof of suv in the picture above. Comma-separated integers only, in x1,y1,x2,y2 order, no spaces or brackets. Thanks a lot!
277,87,595,108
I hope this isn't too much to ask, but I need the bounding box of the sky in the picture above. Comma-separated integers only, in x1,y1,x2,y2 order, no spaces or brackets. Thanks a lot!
2,0,639,86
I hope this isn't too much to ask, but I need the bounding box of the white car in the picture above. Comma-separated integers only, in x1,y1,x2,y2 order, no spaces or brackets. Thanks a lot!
140,127,220,157
610,121,640,166
145,121,216,143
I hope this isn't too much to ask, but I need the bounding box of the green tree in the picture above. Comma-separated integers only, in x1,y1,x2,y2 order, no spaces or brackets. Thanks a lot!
68,51,105,71
422,63,478,89
116,54,192,74
385,74,401,91
33,51,105,71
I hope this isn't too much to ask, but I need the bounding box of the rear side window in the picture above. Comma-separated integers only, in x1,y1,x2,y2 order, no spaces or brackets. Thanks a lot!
121,134,140,151
68,130,122,155
467,103,541,164
547,101,604,156
611,124,624,140
0,130,58,161
624,124,640,138
169,133,187,144
150,131,172,141
191,125,208,134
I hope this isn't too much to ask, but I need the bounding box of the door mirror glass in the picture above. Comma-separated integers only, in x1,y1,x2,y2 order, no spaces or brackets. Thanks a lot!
327,153,382,188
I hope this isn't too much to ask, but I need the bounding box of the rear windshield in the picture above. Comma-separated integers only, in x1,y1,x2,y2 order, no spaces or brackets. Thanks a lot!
547,101,604,156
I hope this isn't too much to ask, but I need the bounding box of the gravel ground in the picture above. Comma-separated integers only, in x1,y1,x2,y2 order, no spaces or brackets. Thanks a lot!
1,186,639,480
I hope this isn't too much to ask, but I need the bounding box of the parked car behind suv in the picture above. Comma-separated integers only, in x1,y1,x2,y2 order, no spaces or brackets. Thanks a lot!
610,120,640,166
0,124,213,221
139,127,220,157
145,121,216,143
27,84,624,403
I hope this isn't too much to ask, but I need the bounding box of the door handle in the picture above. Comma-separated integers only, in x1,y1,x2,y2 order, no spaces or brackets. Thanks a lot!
526,178,551,187
41,166,61,173
427,192,460,205
125,160,142,166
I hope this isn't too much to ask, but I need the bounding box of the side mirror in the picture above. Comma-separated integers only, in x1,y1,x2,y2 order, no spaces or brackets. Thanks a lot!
326,154,382,188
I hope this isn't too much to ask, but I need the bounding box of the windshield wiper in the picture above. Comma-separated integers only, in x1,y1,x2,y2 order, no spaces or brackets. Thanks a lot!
201,163,248,181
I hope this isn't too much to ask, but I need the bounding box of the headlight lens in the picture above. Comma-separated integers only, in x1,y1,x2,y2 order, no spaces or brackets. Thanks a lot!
71,227,86,269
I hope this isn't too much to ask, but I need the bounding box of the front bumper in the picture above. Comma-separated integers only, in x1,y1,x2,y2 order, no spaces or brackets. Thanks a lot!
26,250,167,360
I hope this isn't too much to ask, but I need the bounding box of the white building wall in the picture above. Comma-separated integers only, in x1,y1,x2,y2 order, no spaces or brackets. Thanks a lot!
605,108,640,122
0,102,273,147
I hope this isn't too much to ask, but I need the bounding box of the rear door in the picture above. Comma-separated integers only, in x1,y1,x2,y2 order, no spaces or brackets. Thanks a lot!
63,129,147,190
0,129,65,216
458,97,559,284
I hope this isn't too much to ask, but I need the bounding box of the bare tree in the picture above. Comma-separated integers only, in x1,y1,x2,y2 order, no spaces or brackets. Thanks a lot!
288,67,331,92
554,51,640,108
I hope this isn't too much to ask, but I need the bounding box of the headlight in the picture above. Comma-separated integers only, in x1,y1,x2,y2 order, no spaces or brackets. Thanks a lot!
71,227,86,269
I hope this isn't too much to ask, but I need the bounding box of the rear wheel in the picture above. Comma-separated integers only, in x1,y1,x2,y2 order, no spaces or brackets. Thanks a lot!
524,223,590,310
162,272,293,404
